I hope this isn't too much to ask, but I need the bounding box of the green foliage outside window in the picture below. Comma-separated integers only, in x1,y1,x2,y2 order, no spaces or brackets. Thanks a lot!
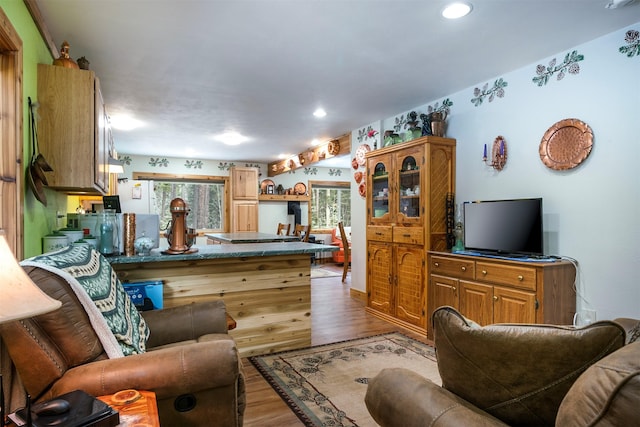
311,186,350,229
153,181,225,231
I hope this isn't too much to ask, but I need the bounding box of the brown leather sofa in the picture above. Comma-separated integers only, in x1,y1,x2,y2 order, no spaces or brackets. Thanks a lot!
365,306,639,427
1,264,246,426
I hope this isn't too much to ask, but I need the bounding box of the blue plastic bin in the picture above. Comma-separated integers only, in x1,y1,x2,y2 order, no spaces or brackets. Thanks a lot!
123,281,163,310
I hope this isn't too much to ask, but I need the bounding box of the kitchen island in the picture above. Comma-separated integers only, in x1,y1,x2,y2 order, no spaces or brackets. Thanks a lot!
109,242,337,357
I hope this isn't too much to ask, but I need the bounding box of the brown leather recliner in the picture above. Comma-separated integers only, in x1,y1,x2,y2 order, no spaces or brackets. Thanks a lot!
365,306,640,427
0,265,246,426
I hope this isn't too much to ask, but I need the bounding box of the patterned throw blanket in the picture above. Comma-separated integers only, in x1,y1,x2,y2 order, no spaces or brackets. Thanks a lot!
21,244,149,357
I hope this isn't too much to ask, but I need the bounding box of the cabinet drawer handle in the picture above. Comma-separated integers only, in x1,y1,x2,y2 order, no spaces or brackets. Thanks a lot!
482,270,487,275
517,275,524,281
434,262,439,267
461,266,466,272
452,286,456,292
493,295,499,301
403,234,411,237
375,232,384,236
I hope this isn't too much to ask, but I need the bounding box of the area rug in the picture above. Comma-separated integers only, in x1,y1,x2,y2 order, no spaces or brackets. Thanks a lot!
250,332,440,427
310,265,342,279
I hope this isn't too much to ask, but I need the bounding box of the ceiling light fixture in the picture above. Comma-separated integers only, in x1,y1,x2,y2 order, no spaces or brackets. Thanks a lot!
109,114,144,131
442,2,473,19
214,131,249,145
313,108,327,118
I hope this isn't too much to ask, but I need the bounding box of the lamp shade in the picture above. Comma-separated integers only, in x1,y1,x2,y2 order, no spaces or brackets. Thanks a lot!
0,232,61,324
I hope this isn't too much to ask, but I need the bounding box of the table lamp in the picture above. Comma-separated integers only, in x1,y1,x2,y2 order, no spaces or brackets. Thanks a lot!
0,231,62,426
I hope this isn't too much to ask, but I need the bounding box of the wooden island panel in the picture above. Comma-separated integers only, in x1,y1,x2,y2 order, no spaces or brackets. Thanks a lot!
112,254,312,357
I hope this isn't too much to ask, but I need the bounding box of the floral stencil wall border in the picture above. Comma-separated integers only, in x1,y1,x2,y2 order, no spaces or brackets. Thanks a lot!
471,78,508,107
532,50,584,86
619,29,640,58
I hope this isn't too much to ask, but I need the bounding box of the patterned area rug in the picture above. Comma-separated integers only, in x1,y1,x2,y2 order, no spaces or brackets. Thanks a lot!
310,265,342,278
250,333,440,427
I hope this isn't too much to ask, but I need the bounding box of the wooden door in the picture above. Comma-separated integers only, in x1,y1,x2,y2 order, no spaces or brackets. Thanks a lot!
430,274,459,313
459,281,493,326
231,167,259,199
395,146,423,226
232,201,258,232
394,244,425,327
493,286,536,324
367,242,393,315
367,154,393,224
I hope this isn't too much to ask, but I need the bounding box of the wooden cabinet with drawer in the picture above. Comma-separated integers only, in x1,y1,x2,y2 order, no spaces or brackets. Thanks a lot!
427,252,576,339
365,137,456,335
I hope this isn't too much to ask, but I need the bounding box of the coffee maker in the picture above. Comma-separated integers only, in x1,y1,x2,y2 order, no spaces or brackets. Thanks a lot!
162,198,198,255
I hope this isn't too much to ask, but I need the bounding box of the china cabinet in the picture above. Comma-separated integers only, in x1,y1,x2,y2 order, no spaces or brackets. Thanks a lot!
427,252,576,339
37,64,109,194
365,136,456,335
230,167,259,232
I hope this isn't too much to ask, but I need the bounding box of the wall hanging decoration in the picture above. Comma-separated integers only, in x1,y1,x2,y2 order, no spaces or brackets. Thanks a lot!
619,29,640,57
148,158,169,167
471,78,508,106
184,160,203,169
539,118,593,170
355,143,371,167
532,50,584,86
393,114,406,133
483,135,508,171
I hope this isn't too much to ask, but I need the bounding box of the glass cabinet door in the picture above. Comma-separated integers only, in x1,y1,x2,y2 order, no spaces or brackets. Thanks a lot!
368,154,392,223
396,148,422,224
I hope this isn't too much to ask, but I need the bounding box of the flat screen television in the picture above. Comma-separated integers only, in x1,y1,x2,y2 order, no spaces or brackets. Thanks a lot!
463,198,543,256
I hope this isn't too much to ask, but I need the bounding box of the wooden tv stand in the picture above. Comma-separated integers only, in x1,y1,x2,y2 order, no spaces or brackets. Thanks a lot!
427,251,576,339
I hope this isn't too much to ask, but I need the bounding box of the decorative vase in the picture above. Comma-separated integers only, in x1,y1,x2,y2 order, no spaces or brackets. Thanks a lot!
52,41,79,69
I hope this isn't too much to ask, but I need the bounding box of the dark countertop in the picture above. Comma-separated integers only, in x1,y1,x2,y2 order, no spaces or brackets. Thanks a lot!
107,242,338,265
205,232,301,243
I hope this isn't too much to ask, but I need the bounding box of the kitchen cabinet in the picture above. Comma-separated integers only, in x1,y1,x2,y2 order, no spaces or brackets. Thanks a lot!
427,252,576,339
229,167,258,232
37,64,109,194
365,136,456,335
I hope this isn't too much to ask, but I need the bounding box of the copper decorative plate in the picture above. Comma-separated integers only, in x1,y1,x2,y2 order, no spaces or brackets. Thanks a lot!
260,179,275,193
294,182,307,195
539,118,593,170
355,143,371,166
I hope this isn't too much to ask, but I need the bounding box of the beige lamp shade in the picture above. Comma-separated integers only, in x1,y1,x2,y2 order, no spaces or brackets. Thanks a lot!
0,232,62,324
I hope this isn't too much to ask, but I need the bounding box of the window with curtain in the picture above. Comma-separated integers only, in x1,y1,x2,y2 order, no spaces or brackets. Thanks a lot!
309,181,351,232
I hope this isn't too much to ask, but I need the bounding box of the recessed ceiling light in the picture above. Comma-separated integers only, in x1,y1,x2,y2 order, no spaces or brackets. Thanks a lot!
213,131,249,145
310,139,321,146
442,2,473,19
313,108,327,118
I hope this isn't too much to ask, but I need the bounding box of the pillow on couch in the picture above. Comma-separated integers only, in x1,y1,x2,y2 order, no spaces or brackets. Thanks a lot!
432,306,626,427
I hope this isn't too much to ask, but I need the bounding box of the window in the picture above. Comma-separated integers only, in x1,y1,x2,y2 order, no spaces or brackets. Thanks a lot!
133,173,227,232
309,181,351,232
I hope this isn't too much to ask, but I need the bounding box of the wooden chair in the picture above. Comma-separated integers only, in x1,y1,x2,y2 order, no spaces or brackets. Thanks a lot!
338,222,351,282
294,224,310,242
276,223,290,236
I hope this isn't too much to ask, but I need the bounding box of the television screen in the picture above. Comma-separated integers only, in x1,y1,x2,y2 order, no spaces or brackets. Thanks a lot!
463,198,543,256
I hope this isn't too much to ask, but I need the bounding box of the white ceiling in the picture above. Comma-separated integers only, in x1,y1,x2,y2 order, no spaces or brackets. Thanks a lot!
34,1,639,169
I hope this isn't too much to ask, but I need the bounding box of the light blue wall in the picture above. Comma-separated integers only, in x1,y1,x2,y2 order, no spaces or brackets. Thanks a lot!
349,23,640,321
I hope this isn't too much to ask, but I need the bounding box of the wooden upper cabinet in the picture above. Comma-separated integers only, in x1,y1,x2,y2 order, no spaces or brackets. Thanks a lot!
230,167,259,200
37,64,108,194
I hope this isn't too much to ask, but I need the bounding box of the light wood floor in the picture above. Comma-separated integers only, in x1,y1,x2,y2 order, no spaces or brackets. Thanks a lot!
242,263,431,427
